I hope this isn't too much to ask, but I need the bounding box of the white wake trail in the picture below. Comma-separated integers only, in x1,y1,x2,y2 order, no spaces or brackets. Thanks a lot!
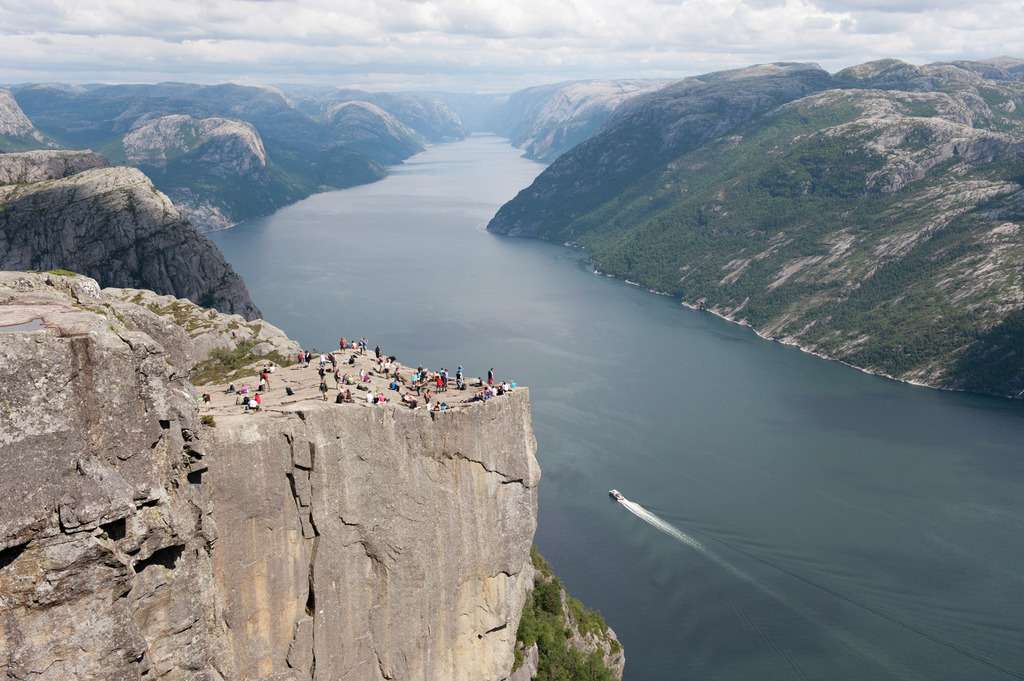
614,495,1022,681
618,498,759,587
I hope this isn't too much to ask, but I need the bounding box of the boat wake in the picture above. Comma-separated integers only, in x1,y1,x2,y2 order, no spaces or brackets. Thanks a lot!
611,492,1024,681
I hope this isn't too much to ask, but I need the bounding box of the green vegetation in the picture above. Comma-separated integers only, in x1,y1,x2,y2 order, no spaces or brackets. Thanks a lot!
199,414,216,428
46,268,78,277
507,83,1024,397
191,340,289,385
513,547,619,680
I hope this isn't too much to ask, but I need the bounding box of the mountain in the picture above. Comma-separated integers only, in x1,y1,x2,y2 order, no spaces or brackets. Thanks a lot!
0,150,259,318
324,100,425,164
0,88,49,151
8,83,399,229
286,86,467,142
488,60,1024,398
121,114,300,230
491,80,670,161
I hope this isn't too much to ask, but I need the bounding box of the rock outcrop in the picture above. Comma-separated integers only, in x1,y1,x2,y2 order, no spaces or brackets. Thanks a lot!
0,151,260,319
0,272,542,681
124,115,267,173
121,114,276,230
0,149,107,184
0,89,48,150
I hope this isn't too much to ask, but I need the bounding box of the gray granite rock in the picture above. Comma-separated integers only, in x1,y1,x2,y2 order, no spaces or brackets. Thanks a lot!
0,273,541,681
0,153,260,319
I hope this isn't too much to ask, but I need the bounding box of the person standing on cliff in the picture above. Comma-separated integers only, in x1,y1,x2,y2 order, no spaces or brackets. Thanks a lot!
487,368,495,386
374,344,382,359
319,378,329,401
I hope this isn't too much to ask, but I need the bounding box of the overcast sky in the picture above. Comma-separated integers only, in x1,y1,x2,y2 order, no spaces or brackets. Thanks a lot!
2,0,1022,92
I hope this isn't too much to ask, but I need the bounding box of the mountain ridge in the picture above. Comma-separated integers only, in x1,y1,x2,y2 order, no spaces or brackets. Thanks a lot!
488,58,1024,398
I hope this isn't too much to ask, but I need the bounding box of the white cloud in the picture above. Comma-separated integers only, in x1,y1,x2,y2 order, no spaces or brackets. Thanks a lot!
0,0,1021,91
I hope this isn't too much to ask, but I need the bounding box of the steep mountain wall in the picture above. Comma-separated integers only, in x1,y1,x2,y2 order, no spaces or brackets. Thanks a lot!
0,272,541,681
0,151,259,319
487,59,1024,398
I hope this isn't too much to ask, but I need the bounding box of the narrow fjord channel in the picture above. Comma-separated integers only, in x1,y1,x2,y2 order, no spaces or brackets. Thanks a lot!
212,134,1024,681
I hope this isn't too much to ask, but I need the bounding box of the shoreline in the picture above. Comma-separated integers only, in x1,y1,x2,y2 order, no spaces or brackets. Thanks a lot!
583,261,1023,403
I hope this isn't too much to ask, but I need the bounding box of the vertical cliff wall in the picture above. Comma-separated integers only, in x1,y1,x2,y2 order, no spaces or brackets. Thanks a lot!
0,272,540,681
206,395,539,681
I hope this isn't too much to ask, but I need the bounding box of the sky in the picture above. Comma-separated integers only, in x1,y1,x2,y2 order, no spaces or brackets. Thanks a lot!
1,0,1023,92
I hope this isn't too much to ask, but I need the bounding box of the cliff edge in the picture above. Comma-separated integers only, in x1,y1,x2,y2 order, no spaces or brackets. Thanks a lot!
0,272,541,681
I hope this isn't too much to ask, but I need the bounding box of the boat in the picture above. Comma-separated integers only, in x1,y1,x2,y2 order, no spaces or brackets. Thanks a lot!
608,489,624,502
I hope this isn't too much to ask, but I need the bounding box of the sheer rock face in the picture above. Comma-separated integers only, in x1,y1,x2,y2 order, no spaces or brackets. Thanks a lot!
0,273,226,681
207,392,540,681
0,151,260,320
0,272,541,681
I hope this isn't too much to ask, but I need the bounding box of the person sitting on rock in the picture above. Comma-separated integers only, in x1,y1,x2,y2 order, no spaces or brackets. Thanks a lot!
254,393,262,409
401,393,417,409
226,383,236,394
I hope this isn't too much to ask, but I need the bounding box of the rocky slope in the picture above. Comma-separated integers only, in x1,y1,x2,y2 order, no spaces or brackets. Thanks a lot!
324,100,426,165
489,59,1024,398
0,271,549,681
122,114,286,230
493,80,670,162
0,150,259,319
0,88,48,151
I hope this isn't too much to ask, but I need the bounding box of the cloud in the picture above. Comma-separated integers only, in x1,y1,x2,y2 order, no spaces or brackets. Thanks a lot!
0,0,1022,91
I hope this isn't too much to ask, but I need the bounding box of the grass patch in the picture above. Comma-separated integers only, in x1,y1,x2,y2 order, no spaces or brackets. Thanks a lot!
514,547,618,680
200,415,216,428
46,268,78,277
191,339,289,385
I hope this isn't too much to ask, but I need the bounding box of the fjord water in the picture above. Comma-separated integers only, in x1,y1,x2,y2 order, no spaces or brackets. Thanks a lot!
212,135,1024,681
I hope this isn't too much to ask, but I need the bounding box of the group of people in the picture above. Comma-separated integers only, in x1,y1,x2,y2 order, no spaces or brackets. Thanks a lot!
218,335,515,415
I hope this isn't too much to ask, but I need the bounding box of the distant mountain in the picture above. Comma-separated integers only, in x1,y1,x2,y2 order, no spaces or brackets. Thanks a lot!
0,150,259,318
283,86,466,142
8,83,403,230
490,80,670,162
118,114,305,231
0,89,50,151
324,101,425,165
489,60,1024,398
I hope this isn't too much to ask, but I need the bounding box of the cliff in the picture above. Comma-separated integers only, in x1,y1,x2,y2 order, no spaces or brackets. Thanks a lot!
0,272,543,681
0,150,260,319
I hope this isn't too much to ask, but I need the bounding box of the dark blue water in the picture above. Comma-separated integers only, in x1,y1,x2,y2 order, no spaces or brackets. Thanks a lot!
213,135,1024,681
